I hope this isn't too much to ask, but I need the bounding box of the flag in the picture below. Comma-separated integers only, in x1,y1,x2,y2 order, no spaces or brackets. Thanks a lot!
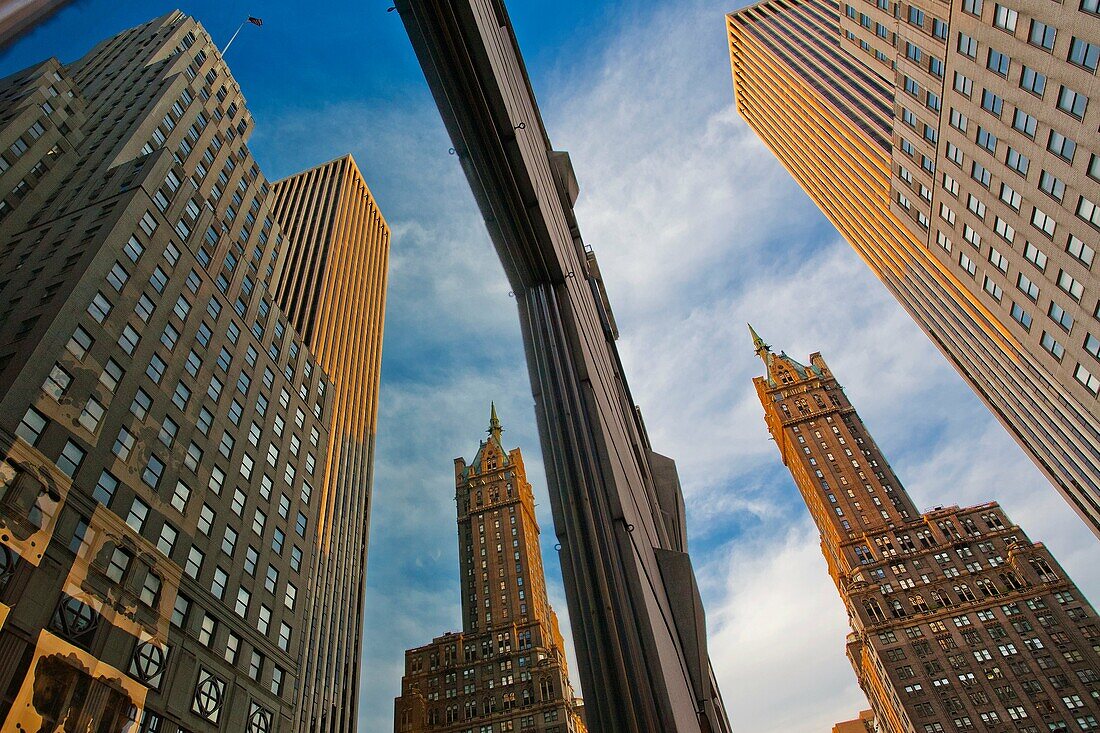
248,16,263,27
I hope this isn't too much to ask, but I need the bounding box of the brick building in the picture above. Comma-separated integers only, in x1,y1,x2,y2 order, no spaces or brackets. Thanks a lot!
394,406,585,733
752,327,1100,733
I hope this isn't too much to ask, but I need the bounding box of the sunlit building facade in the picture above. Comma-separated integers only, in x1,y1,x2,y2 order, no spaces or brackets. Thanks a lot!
752,327,1100,733
394,406,586,733
271,155,389,733
0,11,385,732
727,0,1100,536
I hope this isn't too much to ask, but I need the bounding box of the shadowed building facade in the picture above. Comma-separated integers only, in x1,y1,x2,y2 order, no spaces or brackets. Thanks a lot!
727,0,1100,536
0,11,385,732
271,155,390,733
752,327,1100,733
394,407,586,733
396,2,731,730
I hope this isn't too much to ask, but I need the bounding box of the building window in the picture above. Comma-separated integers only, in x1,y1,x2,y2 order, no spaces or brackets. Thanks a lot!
1022,242,1047,271
1020,65,1047,96
976,126,997,153
959,252,977,276
1029,19,1056,50
1057,85,1089,118
1010,302,1033,330
1049,301,1074,332
1076,364,1100,394
1069,36,1100,70
980,89,1003,116
105,547,131,583
957,33,978,58
93,470,118,505
1067,235,1095,268
1038,171,1066,202
1057,270,1084,300
993,3,1018,30
1031,207,1057,238
986,48,1010,76
143,455,165,488
1011,108,1036,137
56,440,85,478
1041,331,1066,360
1077,196,1100,229
1017,273,1040,301
87,291,112,323
157,523,178,556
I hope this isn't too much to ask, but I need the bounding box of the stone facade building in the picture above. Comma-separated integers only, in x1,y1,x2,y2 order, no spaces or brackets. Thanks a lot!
727,0,1100,536
752,327,1100,733
394,407,585,733
0,11,386,732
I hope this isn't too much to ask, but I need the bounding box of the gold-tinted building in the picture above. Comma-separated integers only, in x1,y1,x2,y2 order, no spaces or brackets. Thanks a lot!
394,406,586,733
727,0,1100,535
751,327,1100,733
833,710,876,733
271,155,390,733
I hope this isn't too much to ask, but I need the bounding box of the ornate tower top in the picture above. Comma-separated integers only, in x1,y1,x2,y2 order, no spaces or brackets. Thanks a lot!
747,324,823,388
748,322,770,358
488,401,503,439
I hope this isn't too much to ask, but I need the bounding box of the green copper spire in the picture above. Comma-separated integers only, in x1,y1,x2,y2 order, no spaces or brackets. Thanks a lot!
748,323,770,361
488,401,503,439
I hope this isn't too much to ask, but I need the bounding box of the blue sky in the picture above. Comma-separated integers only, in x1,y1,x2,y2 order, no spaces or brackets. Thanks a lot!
5,2,1099,731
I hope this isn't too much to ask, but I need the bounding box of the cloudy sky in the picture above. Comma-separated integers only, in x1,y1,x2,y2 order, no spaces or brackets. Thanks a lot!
5,1,1099,731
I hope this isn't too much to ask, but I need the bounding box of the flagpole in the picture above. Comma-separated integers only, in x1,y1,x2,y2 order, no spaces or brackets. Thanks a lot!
221,19,247,55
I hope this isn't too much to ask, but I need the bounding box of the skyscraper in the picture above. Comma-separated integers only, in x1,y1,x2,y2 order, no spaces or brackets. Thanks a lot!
727,0,1100,536
394,406,586,733
271,155,390,733
0,11,386,732
751,327,1100,733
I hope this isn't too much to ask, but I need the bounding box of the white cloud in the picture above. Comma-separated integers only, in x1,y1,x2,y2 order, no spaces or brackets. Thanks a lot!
702,521,867,731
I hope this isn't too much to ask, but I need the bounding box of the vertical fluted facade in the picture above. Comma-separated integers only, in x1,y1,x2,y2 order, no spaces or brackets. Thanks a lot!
270,157,390,733
752,329,1100,733
728,0,1100,536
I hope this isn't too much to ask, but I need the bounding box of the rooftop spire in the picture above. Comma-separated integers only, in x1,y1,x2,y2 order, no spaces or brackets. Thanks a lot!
488,401,503,440
748,323,771,363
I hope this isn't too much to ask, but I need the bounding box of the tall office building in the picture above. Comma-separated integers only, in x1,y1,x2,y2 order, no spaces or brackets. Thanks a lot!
727,0,1100,535
751,327,1100,733
271,156,389,733
0,11,386,732
394,406,586,733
